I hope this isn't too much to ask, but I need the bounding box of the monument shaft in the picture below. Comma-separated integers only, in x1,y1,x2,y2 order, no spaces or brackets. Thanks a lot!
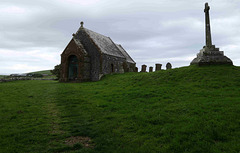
204,3,212,48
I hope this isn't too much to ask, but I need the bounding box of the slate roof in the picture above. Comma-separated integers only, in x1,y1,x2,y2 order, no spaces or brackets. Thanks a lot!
73,38,88,55
116,44,135,64
83,28,126,58
74,26,135,63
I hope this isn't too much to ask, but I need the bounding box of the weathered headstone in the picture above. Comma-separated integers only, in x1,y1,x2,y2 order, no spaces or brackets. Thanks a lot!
190,3,233,66
155,64,162,71
135,67,138,72
149,67,153,72
141,65,147,72
166,62,172,70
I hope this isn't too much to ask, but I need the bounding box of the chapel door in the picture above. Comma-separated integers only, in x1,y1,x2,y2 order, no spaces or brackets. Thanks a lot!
68,55,78,80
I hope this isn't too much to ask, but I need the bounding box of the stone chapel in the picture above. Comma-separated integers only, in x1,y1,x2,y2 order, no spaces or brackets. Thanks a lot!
60,22,136,82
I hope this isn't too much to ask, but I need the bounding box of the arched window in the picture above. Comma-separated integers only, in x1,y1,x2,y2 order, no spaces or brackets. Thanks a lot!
68,55,78,80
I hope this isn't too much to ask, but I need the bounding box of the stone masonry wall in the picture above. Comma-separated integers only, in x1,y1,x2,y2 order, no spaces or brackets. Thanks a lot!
60,39,90,82
101,54,126,74
76,30,101,81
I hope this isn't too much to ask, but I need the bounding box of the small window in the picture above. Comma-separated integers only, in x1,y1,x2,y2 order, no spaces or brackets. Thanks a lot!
111,64,114,73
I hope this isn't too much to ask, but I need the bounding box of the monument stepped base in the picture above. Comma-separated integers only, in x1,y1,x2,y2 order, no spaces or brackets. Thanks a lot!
190,45,233,66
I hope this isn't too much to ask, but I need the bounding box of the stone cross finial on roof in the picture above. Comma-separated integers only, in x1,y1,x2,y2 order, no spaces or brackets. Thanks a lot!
80,21,84,28
204,2,212,48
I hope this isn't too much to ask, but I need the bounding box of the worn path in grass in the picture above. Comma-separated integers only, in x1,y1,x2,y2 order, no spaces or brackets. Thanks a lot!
0,80,59,152
0,65,240,153
0,80,95,153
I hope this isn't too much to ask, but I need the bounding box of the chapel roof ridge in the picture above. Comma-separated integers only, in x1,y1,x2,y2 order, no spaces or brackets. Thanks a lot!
75,22,110,40
73,21,136,61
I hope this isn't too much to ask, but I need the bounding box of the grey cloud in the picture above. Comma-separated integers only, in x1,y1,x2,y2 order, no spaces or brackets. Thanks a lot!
0,0,240,74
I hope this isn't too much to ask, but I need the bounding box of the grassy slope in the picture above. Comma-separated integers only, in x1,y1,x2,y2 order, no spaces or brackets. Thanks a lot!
0,65,240,153
29,70,52,75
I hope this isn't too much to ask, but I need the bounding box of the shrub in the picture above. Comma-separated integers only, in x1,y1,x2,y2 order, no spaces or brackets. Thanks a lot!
51,64,61,80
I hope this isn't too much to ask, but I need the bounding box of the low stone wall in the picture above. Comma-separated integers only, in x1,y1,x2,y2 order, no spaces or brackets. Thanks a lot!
0,78,56,83
0,78,30,83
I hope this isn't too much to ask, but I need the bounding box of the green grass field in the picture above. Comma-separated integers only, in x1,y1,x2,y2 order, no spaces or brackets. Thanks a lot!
0,75,7,79
29,70,52,75
0,65,240,153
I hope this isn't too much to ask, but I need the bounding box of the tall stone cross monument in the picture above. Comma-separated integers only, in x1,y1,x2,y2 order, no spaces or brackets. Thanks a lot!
190,3,233,66
205,3,212,49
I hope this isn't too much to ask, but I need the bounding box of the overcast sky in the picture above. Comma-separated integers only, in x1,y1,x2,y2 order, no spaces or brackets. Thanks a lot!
1,0,240,74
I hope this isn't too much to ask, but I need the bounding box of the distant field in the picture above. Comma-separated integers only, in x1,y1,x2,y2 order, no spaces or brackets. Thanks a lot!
28,70,56,79
0,75,6,79
29,70,52,75
0,65,240,153
0,70,56,79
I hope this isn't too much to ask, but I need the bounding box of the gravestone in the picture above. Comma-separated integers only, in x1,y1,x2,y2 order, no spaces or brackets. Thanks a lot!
149,67,153,72
155,64,162,71
166,62,172,70
141,65,147,72
135,67,138,72
190,3,233,66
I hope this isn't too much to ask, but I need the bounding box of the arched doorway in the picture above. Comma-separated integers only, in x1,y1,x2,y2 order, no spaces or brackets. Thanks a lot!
111,64,114,73
68,55,78,80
